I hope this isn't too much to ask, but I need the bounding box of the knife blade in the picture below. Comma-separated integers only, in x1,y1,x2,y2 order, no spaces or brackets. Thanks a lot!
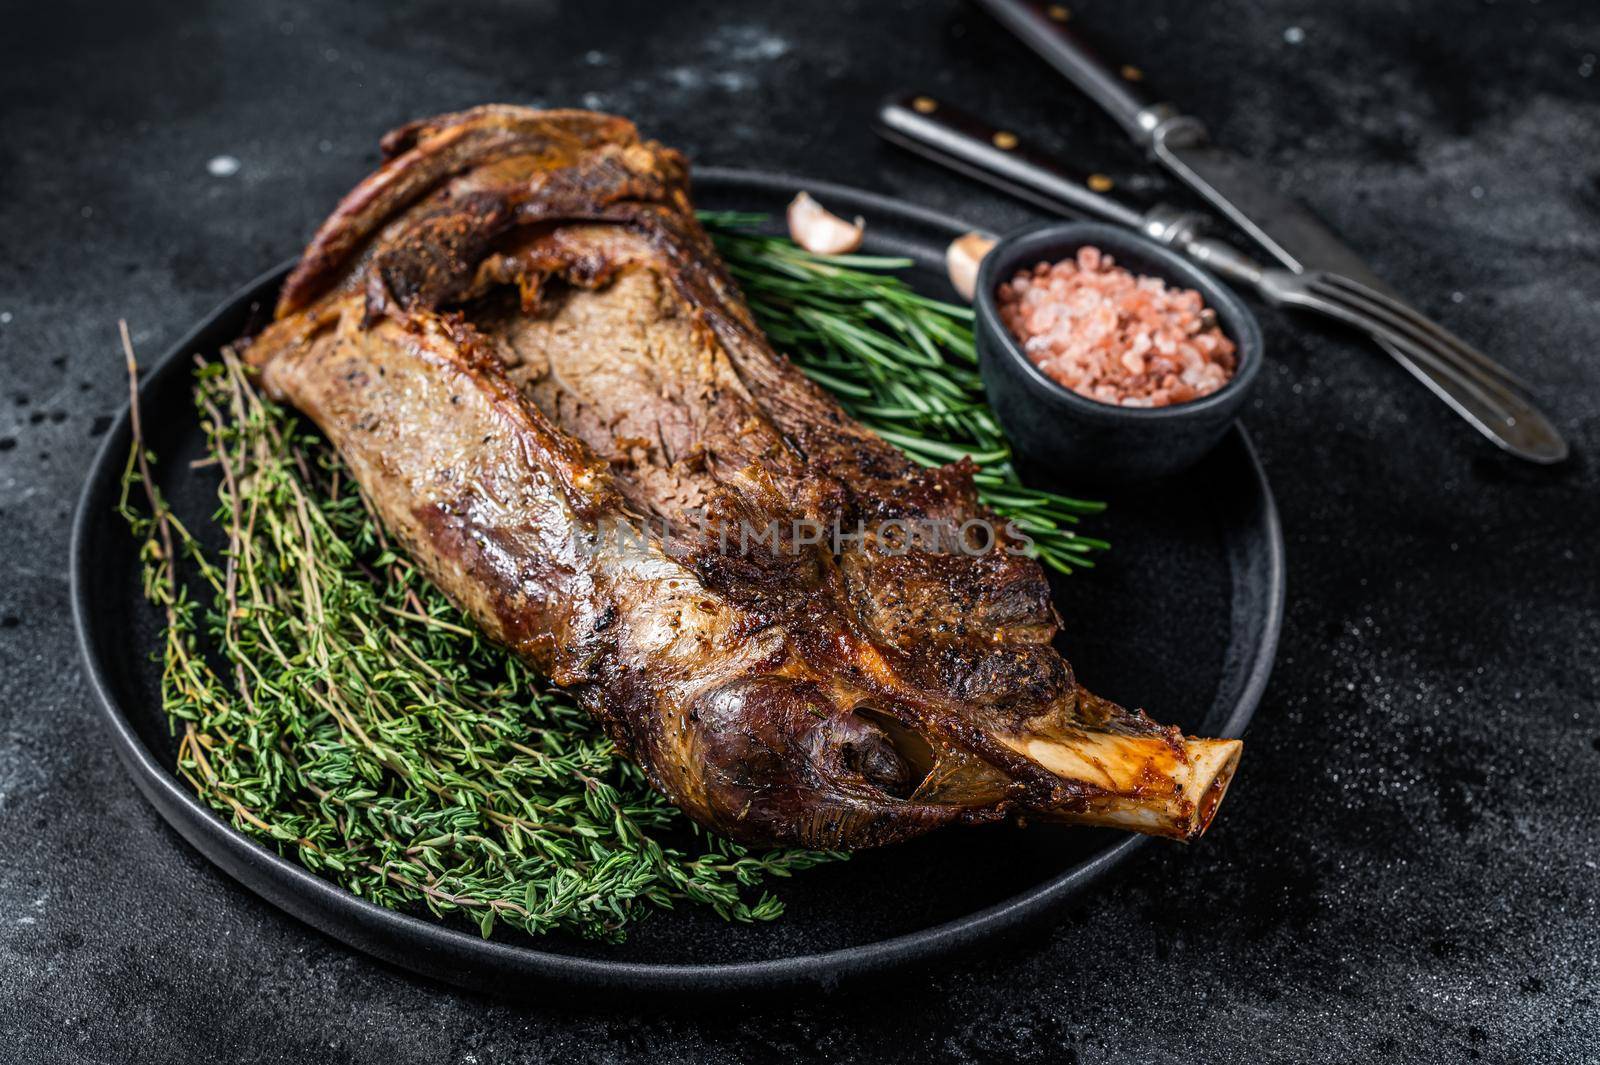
969,0,1567,463
1151,134,1378,280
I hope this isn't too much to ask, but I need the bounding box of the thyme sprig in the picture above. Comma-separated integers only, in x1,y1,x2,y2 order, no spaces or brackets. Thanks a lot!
118,221,1107,944
120,339,836,943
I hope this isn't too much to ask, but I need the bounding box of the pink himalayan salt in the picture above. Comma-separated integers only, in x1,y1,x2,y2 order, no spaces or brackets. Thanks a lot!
995,246,1237,408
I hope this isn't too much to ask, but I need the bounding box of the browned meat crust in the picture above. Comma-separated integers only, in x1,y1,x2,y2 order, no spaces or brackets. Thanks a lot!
246,106,1240,849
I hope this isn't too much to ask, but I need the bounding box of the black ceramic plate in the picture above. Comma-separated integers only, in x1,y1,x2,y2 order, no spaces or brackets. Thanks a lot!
72,169,1283,996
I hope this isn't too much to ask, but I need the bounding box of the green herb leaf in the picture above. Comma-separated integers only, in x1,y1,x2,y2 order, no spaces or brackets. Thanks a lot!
117,217,1104,944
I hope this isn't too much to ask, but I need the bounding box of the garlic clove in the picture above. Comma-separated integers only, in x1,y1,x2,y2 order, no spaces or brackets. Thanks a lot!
787,192,865,255
945,230,996,302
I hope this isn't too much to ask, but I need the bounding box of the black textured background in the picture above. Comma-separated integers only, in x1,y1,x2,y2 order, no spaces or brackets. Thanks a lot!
3,1,1598,1062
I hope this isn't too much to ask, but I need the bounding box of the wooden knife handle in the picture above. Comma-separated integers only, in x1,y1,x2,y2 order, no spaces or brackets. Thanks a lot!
875,93,1147,229
970,0,1168,146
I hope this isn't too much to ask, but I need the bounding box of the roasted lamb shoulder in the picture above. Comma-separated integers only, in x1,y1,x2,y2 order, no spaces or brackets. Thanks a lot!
245,106,1242,850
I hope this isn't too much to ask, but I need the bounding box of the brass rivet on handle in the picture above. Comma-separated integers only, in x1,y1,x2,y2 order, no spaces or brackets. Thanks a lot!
1087,173,1114,192
1046,4,1071,21
992,130,1019,150
1120,64,1144,81
912,96,938,114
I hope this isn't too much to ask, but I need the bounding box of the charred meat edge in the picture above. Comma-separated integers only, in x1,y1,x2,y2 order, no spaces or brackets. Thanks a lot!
246,106,1241,849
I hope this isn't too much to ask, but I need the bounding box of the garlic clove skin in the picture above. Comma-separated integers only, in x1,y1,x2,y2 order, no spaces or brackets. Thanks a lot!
787,192,865,255
945,231,996,302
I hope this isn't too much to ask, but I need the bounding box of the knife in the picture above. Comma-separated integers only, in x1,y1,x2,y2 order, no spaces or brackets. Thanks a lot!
968,0,1567,464
876,93,1566,465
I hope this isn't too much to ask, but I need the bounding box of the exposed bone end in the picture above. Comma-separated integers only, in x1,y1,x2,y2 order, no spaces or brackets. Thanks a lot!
1003,731,1243,842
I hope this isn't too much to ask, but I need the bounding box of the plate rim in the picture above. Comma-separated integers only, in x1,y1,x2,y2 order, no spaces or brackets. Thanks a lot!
71,167,1284,995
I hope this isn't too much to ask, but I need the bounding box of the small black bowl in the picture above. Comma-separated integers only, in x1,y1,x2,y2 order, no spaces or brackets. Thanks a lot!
975,222,1264,484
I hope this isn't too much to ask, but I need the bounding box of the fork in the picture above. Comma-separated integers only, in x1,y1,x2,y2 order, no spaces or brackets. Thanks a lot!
1180,235,1567,461
876,93,1569,463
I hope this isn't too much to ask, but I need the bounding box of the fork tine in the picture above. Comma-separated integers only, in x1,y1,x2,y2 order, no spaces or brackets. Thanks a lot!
1314,273,1532,394
1273,273,1567,461
1313,273,1534,394
1307,295,1537,421
1300,279,1544,419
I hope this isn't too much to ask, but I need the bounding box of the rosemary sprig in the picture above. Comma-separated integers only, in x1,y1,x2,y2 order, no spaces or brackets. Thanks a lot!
118,220,1107,944
704,214,1108,573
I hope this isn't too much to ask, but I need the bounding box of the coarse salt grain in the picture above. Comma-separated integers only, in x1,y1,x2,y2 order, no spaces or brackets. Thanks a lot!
996,247,1237,408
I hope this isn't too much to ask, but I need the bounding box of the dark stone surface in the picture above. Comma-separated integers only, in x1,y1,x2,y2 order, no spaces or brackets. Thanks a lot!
2,0,1597,1061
